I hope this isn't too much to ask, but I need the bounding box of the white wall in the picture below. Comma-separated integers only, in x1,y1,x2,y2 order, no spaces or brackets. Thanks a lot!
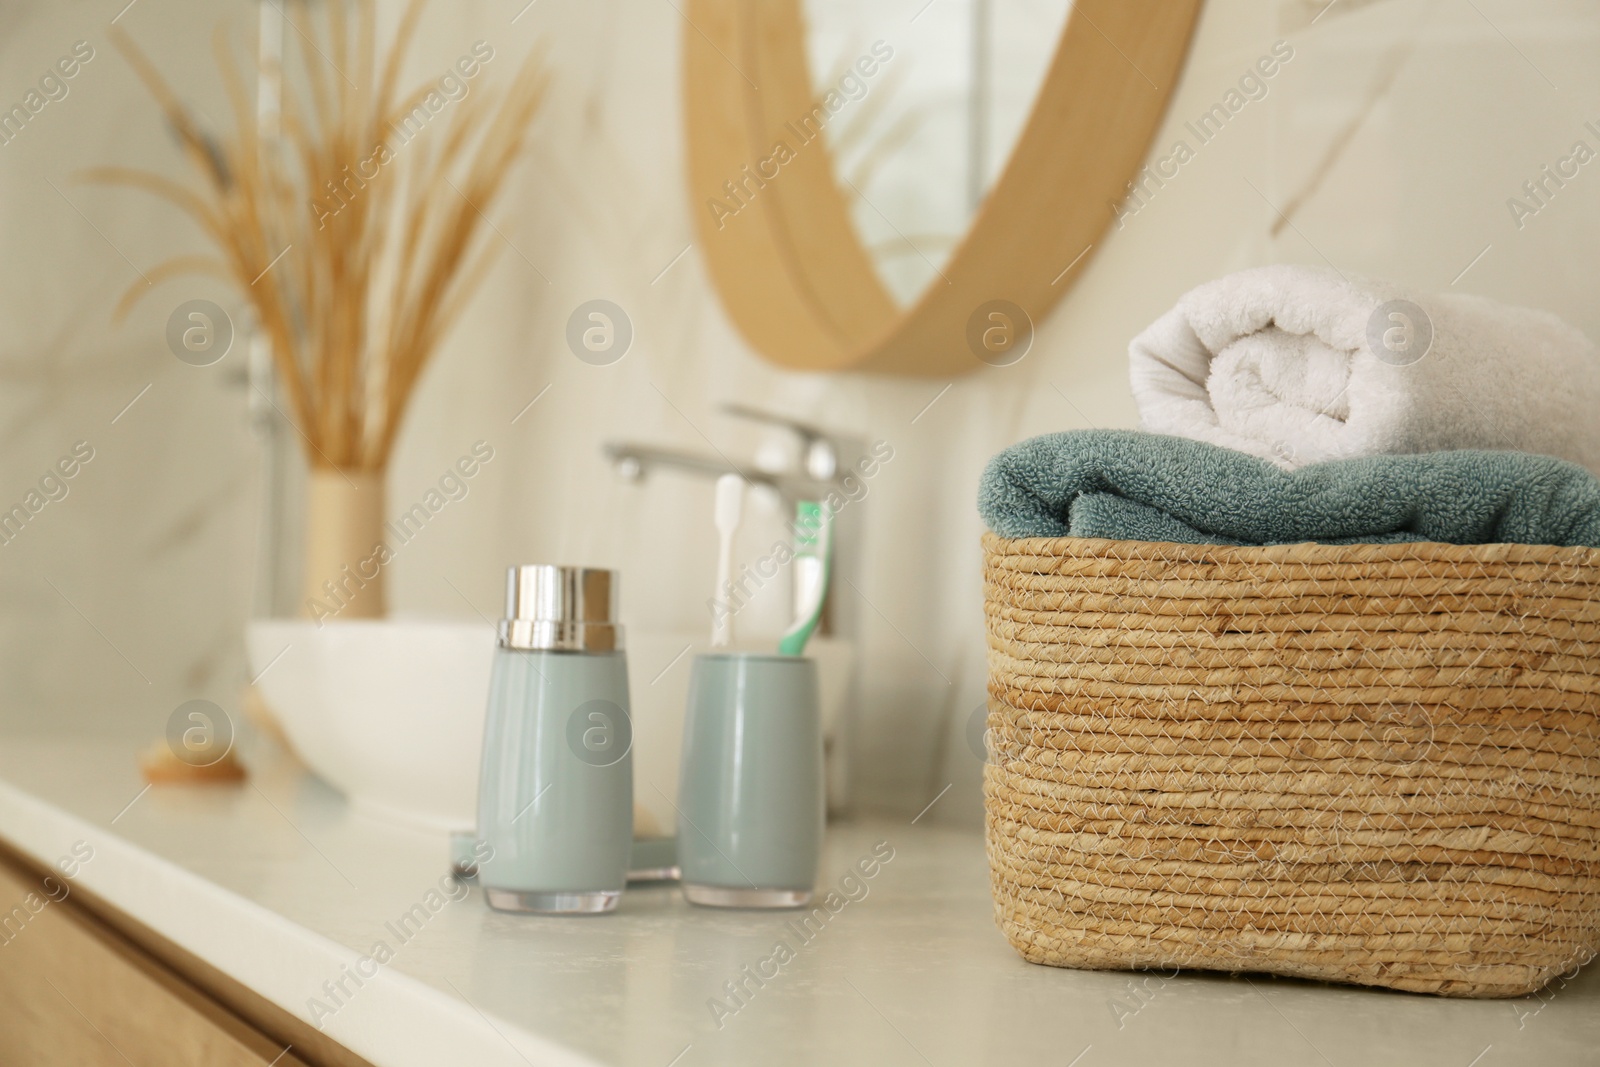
2,0,1597,827
0,1,260,744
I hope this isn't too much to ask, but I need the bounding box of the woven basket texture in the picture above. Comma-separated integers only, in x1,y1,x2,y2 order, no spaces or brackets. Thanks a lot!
982,532,1600,997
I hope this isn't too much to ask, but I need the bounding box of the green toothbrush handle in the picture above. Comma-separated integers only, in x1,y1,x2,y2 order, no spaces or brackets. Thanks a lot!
779,501,831,656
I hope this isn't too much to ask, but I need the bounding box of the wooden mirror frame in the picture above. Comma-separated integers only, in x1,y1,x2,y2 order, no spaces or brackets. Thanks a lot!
684,0,1203,376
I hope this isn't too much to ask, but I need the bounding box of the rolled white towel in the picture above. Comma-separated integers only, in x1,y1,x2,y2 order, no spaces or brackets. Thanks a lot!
1128,265,1600,472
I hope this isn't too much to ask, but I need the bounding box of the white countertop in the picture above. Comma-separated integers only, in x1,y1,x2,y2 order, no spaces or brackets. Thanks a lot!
2,736,1598,1067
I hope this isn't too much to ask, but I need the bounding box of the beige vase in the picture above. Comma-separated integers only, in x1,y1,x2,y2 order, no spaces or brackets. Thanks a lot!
301,468,387,621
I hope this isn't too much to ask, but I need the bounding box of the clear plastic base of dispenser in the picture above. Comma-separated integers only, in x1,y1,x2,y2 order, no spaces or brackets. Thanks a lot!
682,884,813,909
484,888,621,914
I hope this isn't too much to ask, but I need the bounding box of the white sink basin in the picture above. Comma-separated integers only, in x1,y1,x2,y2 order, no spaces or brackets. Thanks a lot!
245,619,853,833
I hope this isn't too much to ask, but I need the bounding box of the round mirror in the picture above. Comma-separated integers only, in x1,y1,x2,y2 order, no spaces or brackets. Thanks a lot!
801,0,1074,304
684,0,1203,375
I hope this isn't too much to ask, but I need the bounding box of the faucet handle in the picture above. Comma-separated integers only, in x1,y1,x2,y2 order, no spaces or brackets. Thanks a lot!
720,403,849,481
720,402,826,443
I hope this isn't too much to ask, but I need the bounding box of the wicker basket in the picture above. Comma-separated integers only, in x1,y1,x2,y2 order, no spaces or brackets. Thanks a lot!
981,532,1600,997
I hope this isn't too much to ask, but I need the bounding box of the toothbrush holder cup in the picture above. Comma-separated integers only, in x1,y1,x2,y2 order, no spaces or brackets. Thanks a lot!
677,653,823,907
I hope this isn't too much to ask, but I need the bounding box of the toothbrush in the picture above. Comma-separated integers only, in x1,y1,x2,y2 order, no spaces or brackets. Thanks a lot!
711,473,744,648
778,501,831,656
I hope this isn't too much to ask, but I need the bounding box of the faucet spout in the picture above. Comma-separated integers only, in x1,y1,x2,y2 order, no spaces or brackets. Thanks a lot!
601,442,834,506
604,442,739,484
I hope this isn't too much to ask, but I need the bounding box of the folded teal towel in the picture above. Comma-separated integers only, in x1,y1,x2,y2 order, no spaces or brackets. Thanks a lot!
978,430,1600,547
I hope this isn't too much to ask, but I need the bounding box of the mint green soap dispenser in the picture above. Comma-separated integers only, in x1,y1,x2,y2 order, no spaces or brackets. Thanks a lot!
477,565,633,914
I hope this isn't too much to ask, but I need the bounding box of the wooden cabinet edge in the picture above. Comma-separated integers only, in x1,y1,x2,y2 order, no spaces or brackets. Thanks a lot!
0,837,375,1067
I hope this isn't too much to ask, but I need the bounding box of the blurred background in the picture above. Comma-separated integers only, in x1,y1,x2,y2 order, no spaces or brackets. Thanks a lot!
1,0,1597,826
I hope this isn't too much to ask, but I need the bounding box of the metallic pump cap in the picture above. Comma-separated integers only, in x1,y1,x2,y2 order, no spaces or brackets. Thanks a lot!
499,565,622,652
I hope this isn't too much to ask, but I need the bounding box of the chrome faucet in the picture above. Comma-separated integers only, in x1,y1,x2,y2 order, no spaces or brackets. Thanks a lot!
601,404,866,639
601,442,834,507
604,403,863,501
718,403,863,482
